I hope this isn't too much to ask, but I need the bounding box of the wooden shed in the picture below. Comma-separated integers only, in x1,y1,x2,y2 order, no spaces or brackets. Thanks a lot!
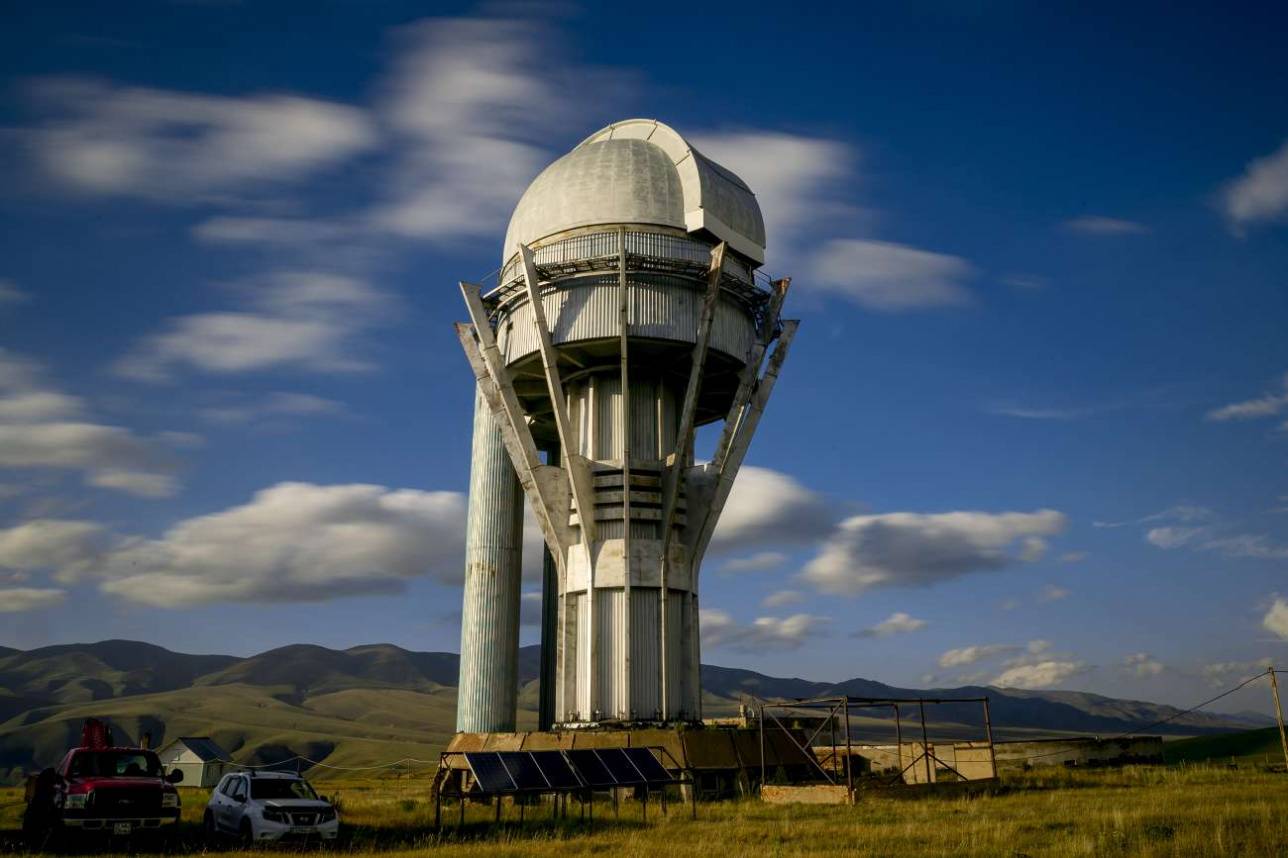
156,737,230,788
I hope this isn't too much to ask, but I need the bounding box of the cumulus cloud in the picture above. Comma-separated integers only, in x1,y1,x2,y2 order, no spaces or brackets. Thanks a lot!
808,239,974,311
1206,372,1288,424
853,611,926,639
761,589,803,609
709,466,835,551
700,609,828,652
720,551,788,574
20,77,375,202
1062,216,1150,235
0,350,184,497
1263,597,1288,640
991,659,1089,689
801,509,1067,595
114,271,396,381
0,519,108,579
95,482,467,606
1122,652,1164,677
0,279,30,306
369,17,629,241
0,587,66,613
1202,658,1271,687
198,392,347,426
938,643,1021,669
1221,139,1288,230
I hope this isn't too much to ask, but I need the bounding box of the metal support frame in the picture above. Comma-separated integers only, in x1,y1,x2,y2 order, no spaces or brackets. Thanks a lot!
617,229,633,719
691,319,799,564
657,241,726,718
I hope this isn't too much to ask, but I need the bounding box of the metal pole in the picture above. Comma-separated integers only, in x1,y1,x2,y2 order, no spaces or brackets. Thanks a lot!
758,701,766,791
1270,667,1288,773
982,697,998,780
830,703,838,780
843,699,854,804
918,700,932,784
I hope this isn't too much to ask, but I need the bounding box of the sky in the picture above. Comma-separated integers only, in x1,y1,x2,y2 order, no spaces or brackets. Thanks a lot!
1,1,1287,715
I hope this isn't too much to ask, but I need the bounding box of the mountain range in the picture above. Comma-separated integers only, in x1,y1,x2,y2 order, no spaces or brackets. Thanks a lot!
0,639,1269,783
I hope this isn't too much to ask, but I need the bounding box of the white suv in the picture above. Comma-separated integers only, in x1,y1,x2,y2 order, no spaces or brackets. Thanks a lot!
204,772,339,844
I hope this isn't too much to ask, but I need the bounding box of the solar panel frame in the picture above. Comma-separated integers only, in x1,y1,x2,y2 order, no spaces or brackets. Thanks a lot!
498,752,548,791
464,752,516,793
596,748,646,786
532,751,583,790
566,749,617,787
624,748,674,784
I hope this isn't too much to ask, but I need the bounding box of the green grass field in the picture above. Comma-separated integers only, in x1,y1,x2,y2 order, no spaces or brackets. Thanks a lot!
4,763,1288,856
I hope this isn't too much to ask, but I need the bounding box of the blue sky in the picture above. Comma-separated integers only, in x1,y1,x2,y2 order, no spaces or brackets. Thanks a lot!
2,2,1287,713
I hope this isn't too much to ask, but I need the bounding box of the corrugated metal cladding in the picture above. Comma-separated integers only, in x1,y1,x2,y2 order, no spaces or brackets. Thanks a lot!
456,390,524,733
495,274,756,367
567,373,678,464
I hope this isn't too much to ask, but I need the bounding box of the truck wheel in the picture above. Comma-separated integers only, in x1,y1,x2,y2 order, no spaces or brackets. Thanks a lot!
239,819,254,848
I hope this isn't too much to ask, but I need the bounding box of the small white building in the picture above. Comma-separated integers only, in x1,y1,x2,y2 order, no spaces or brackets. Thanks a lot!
157,737,230,788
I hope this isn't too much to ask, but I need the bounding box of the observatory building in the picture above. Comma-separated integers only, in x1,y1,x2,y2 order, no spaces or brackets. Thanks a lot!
454,119,797,732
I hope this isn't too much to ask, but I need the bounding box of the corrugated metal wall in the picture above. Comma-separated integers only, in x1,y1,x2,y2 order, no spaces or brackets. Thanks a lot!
456,389,524,732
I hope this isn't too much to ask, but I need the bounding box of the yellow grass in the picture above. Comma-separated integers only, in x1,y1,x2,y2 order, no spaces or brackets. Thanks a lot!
3,764,1288,856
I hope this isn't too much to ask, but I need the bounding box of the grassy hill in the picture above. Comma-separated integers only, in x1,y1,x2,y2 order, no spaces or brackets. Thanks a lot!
0,640,1269,783
1164,727,1288,764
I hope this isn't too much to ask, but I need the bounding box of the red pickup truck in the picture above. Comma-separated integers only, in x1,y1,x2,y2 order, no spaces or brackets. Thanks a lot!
22,719,184,846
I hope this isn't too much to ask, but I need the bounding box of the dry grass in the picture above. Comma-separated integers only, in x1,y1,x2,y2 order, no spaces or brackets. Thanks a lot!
3,764,1288,856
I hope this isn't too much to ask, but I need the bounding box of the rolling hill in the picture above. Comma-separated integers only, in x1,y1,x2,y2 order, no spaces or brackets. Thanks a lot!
0,640,1269,783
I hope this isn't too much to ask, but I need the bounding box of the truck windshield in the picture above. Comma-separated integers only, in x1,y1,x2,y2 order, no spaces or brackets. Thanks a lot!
68,752,162,778
249,779,318,801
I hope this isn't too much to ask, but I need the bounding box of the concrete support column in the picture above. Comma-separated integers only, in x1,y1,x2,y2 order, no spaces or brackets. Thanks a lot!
456,386,524,733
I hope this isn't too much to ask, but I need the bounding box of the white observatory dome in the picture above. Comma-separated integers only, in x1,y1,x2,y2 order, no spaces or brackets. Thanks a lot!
502,119,766,266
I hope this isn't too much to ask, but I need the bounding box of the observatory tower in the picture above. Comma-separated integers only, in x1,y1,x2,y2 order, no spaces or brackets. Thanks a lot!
455,119,797,731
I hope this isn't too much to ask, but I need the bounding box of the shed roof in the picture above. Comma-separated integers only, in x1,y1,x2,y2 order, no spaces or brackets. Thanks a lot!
163,736,229,762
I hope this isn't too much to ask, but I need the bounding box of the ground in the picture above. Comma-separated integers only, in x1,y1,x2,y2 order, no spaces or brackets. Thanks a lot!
2,765,1287,856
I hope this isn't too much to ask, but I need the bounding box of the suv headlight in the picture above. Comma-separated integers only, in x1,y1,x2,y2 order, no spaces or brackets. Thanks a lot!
162,793,180,808
261,808,288,823
65,793,89,809
318,807,336,822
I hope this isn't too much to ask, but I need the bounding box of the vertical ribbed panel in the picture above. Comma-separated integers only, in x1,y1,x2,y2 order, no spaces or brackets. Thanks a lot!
456,388,523,733
666,591,686,720
631,589,661,718
575,592,591,720
596,588,627,718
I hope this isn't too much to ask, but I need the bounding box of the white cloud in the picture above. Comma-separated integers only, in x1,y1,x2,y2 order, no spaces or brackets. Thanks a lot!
761,589,803,609
1062,216,1150,235
808,239,974,311
22,77,375,202
938,643,1021,669
199,392,347,426
0,350,183,497
1146,526,1206,549
721,551,788,574
1201,658,1271,687
801,509,1067,595
700,609,828,652
854,611,926,638
1263,597,1288,640
710,466,834,551
368,17,628,241
0,519,108,578
0,587,66,613
1206,372,1288,422
95,482,466,607
1221,139,1288,230
1122,652,1164,677
114,271,395,381
991,659,1089,689
520,591,544,627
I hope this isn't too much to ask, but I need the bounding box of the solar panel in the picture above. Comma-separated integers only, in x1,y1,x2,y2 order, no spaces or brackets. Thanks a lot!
532,752,582,790
464,752,516,793
566,749,616,787
498,752,548,790
624,748,673,784
596,748,646,785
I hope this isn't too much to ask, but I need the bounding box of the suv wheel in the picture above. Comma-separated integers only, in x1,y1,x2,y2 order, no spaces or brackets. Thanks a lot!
203,809,217,839
239,818,254,848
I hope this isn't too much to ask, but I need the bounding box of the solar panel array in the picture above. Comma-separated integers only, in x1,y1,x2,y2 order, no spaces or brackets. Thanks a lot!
461,748,675,795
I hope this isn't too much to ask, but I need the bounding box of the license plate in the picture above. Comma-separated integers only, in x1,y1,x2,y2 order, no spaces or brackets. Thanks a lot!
290,826,313,834
113,823,132,835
